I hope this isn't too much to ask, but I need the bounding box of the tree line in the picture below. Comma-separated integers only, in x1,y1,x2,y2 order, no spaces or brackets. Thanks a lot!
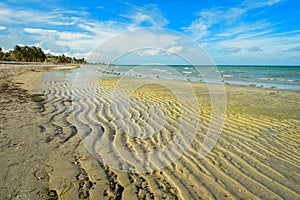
0,45,86,64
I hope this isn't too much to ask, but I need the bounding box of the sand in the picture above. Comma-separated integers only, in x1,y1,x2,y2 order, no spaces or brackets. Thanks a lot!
0,64,299,199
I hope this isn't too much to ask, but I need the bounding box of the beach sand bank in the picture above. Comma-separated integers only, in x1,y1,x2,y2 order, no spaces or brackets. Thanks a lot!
0,64,299,199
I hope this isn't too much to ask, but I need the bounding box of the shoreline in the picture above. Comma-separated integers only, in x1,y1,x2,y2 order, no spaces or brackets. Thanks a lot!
0,64,299,199
79,64,300,91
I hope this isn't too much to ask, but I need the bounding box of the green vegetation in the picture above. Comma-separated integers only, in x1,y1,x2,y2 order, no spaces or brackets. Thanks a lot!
0,45,86,64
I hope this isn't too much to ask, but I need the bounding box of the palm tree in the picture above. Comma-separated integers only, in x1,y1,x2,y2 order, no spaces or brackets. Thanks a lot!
0,47,3,60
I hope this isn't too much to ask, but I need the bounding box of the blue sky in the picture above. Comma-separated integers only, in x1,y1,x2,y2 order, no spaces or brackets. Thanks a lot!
0,0,299,65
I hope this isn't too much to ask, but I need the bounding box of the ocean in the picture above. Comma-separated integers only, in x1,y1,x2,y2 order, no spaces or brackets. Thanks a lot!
46,65,300,90
99,65,300,90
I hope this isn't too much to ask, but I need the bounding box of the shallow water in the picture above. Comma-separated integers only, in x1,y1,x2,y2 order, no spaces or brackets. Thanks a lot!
97,65,300,90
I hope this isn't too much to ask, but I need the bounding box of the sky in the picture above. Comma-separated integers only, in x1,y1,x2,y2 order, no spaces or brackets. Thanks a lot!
0,0,299,65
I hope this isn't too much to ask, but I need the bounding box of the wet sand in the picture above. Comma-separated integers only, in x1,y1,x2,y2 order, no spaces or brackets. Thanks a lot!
0,64,299,199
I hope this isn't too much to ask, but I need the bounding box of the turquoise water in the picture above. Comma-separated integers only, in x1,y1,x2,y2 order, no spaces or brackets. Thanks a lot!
53,65,300,90
217,65,300,90
99,65,300,90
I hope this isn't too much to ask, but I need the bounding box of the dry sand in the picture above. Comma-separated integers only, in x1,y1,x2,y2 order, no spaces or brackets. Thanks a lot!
0,64,299,199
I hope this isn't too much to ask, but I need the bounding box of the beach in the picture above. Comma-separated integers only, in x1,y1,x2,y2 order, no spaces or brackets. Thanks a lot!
0,64,299,199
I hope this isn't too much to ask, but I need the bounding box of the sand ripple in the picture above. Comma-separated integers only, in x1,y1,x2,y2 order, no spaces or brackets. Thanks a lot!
38,71,300,199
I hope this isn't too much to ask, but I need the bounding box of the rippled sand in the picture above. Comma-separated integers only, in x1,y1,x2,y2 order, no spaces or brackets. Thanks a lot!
0,65,299,199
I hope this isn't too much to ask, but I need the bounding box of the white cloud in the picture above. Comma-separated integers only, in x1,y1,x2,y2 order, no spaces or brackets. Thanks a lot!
136,49,162,56
182,19,209,39
77,21,123,37
43,49,62,56
121,4,169,28
198,7,246,25
167,46,183,54
131,13,156,25
0,3,79,26
23,27,116,54
182,7,246,39
24,28,57,34
24,28,93,41
134,46,183,57
0,26,6,30
269,30,300,37
216,21,272,38
241,0,284,9
89,29,181,60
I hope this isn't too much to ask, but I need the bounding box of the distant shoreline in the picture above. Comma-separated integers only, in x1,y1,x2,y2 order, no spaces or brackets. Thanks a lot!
1,61,299,67
0,61,81,65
